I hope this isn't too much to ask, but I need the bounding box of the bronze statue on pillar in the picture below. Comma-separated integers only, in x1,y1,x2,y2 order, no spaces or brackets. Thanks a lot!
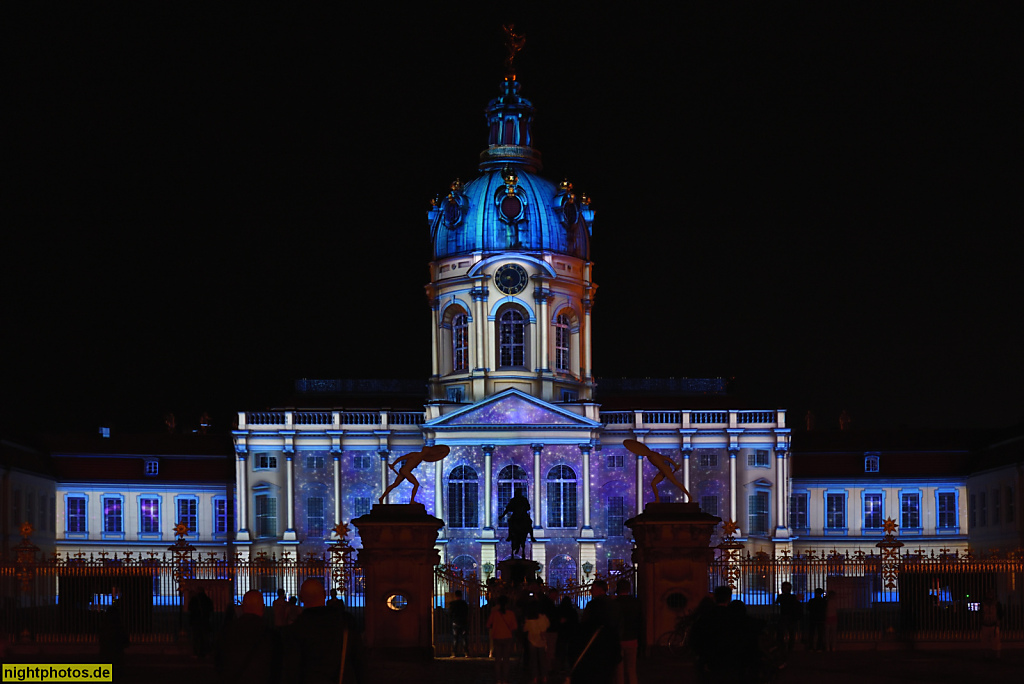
378,445,450,504
624,439,691,502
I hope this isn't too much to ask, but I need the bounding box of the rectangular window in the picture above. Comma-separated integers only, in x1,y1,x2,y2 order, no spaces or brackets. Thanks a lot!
607,496,624,536
863,493,883,530
747,450,769,468
306,497,324,538
353,453,372,470
141,498,161,534
178,498,197,535
826,493,846,530
103,498,122,533
1008,487,1015,523
993,489,1001,525
699,452,718,468
969,494,977,528
700,495,719,518
256,495,277,538
937,491,954,528
547,479,577,528
67,496,87,533
50,496,55,533
789,493,808,530
900,493,920,529
447,475,478,529
145,459,159,476
354,497,372,518
306,454,325,469
214,498,229,535
607,558,627,575
560,389,578,402
979,492,987,527
255,453,277,470
748,492,769,535
606,452,623,468
13,489,21,526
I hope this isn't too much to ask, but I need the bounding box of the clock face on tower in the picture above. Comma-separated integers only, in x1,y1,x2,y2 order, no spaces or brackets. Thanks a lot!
494,263,529,295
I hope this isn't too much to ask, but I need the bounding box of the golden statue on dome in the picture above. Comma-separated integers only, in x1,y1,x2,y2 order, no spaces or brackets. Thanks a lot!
503,24,526,76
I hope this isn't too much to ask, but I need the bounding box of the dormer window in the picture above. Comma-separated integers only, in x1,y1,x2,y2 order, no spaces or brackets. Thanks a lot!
865,453,880,473
145,459,159,476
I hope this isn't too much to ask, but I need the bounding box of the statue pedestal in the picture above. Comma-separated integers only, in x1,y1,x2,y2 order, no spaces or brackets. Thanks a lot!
352,503,443,661
497,557,541,587
625,502,720,654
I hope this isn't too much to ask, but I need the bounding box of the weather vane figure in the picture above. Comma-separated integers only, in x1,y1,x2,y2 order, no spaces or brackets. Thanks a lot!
378,444,450,505
503,24,526,76
623,439,691,503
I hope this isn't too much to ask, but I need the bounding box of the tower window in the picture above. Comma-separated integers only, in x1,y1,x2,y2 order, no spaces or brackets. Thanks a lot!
498,309,525,367
554,314,570,371
452,313,469,372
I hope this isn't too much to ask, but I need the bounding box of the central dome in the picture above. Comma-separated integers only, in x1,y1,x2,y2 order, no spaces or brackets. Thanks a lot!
428,77,592,261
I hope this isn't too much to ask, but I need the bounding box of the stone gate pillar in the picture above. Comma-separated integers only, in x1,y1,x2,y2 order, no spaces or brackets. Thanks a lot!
353,503,443,660
625,502,720,653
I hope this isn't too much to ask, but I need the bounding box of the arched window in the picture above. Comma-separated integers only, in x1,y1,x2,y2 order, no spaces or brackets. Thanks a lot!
450,554,478,578
452,313,469,372
547,465,578,528
498,309,525,367
554,314,570,371
548,554,576,589
497,464,528,528
447,465,479,528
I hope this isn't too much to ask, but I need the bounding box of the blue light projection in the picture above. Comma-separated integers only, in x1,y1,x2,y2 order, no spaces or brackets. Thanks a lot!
446,395,577,426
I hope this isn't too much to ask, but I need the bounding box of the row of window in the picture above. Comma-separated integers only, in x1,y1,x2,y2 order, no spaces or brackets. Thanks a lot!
65,495,230,537
603,451,772,469
970,486,1016,528
788,491,959,532
252,452,379,471
449,309,574,372
10,489,55,533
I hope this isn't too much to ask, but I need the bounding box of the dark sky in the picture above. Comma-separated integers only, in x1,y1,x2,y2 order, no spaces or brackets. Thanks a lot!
4,7,1021,437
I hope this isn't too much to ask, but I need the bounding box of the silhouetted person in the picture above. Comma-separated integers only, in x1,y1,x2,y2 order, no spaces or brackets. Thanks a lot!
807,588,827,651
981,590,1003,658
188,586,214,658
449,589,470,657
555,596,579,673
326,588,344,613
487,594,519,684
774,581,801,653
283,578,364,683
272,588,288,628
615,579,642,684
287,595,301,624
218,590,281,684
572,580,621,684
98,589,128,674
691,586,739,682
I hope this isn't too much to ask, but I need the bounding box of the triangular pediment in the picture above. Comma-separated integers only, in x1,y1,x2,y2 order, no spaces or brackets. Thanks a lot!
424,389,600,429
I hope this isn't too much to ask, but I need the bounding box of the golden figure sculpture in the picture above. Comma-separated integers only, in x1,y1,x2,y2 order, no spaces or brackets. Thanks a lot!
503,24,526,75
378,444,450,504
623,439,692,503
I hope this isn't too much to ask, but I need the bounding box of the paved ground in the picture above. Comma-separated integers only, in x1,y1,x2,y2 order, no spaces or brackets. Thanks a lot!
3,644,1022,682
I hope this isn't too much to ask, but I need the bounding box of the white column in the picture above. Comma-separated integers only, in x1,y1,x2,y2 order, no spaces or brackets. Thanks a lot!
430,303,440,377
434,449,444,531
333,454,342,527
474,289,486,370
580,444,593,534
537,291,549,371
683,450,691,504
483,445,495,532
236,454,250,540
583,303,592,379
532,444,543,531
775,449,790,538
635,451,644,515
729,449,739,535
380,451,390,504
283,454,297,541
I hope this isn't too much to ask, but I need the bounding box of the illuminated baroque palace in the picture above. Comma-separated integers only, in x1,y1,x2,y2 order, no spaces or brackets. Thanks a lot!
230,69,793,585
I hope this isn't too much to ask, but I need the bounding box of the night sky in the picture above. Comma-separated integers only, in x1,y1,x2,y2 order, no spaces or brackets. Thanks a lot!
4,7,1021,437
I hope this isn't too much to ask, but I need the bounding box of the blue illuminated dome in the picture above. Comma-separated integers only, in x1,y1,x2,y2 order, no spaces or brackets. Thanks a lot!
429,76,592,261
